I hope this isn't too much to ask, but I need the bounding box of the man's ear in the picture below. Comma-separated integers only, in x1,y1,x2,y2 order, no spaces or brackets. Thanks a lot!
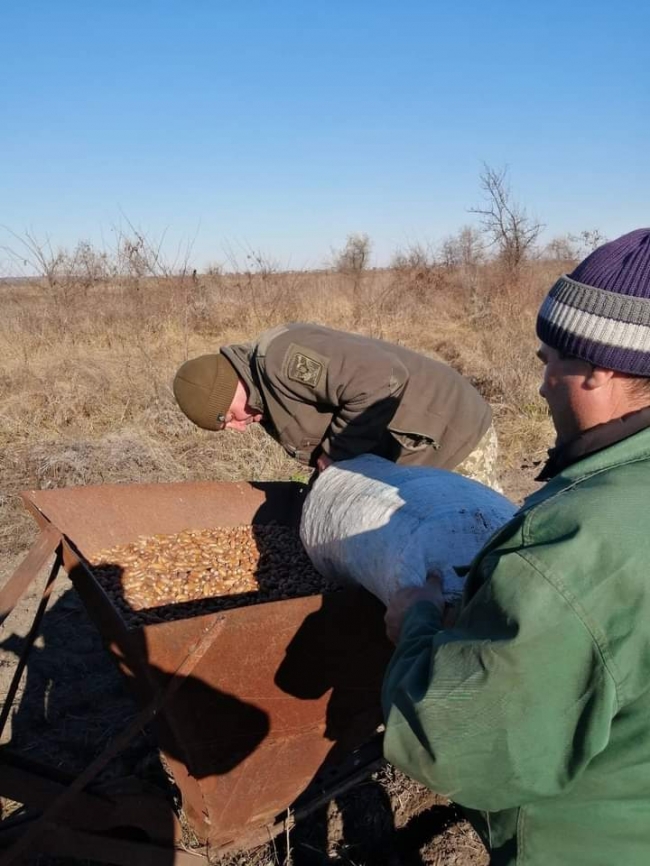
584,366,615,391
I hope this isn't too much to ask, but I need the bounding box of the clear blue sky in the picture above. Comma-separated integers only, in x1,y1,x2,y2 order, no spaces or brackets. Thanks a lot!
1,0,648,271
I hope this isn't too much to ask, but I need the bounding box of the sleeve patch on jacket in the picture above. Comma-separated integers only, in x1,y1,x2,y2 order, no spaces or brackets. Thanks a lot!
287,351,323,388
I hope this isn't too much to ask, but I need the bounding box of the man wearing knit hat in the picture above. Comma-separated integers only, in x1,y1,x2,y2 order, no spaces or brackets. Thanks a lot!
173,322,499,486
382,229,650,866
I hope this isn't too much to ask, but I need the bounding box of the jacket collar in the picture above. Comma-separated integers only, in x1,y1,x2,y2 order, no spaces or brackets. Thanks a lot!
523,412,650,511
219,342,265,415
537,406,650,482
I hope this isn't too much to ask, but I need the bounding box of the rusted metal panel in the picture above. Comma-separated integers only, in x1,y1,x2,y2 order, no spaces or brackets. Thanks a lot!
0,524,61,626
13,479,393,853
22,480,305,554
141,588,391,847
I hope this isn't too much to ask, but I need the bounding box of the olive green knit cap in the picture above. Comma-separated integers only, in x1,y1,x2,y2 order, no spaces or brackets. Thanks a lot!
173,354,239,430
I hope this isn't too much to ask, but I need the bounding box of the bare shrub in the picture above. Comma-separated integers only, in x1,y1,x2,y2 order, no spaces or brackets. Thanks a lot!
329,233,374,328
1,230,109,291
391,242,433,271
440,226,485,269
544,234,580,263
543,230,607,266
575,228,608,255
388,243,445,305
331,232,372,274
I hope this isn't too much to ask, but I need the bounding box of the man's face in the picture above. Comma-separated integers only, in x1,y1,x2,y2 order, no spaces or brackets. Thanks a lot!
537,343,594,445
218,380,263,433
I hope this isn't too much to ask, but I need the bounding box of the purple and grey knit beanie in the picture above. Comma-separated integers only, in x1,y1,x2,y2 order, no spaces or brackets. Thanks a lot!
536,228,650,375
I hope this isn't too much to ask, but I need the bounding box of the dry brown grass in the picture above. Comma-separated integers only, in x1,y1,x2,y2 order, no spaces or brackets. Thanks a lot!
0,257,560,560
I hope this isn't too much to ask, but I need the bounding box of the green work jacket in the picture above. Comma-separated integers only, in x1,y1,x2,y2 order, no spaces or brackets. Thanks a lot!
382,426,650,865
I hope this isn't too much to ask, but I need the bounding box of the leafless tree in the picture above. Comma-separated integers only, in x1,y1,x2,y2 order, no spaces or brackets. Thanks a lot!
440,225,485,269
544,229,608,263
331,232,372,274
573,229,607,255
388,242,441,305
469,164,544,270
328,233,373,328
544,235,580,262
390,242,433,271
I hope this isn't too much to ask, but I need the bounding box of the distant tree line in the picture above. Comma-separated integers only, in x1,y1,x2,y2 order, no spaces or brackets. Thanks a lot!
330,163,606,276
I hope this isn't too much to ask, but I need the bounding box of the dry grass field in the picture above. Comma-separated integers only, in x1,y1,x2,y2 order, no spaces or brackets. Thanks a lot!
1,253,559,556
0,250,565,864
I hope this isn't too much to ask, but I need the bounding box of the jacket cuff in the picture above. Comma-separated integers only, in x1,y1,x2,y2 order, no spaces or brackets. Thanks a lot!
400,599,444,641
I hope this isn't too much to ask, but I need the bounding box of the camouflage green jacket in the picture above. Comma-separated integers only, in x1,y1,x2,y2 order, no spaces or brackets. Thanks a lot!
383,425,650,866
221,323,491,468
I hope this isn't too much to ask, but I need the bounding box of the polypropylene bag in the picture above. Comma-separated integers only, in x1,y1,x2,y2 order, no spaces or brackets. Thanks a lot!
300,454,516,605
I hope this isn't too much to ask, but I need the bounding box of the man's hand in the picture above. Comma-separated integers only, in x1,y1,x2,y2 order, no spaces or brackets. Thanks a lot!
316,454,333,473
385,572,445,644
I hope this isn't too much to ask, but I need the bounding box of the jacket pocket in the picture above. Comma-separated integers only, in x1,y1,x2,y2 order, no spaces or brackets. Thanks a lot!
388,429,440,452
388,404,447,451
